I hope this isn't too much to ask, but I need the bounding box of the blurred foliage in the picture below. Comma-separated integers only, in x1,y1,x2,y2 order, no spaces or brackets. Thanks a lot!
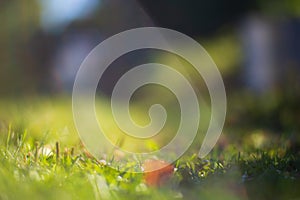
0,0,299,95
200,32,242,76
257,0,300,16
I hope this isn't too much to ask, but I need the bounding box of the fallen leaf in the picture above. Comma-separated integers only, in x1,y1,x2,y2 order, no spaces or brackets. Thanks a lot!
142,159,174,187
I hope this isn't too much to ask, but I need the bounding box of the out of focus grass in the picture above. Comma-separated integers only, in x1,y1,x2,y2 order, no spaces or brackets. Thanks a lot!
0,96,300,200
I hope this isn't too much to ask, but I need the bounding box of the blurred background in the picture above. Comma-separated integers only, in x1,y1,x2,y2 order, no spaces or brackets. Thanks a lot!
0,0,300,147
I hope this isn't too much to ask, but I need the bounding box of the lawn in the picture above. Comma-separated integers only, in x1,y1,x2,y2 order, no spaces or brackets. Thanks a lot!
0,96,300,200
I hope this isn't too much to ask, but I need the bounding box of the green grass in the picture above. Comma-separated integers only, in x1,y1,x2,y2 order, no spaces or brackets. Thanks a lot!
0,97,300,200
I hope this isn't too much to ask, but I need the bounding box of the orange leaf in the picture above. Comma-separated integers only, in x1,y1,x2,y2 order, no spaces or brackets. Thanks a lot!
142,159,174,187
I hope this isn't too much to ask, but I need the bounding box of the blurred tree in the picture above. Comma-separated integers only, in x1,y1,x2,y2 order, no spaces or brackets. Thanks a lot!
0,0,40,95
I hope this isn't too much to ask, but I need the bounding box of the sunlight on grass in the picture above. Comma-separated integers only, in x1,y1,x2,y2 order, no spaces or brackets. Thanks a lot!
0,97,299,199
